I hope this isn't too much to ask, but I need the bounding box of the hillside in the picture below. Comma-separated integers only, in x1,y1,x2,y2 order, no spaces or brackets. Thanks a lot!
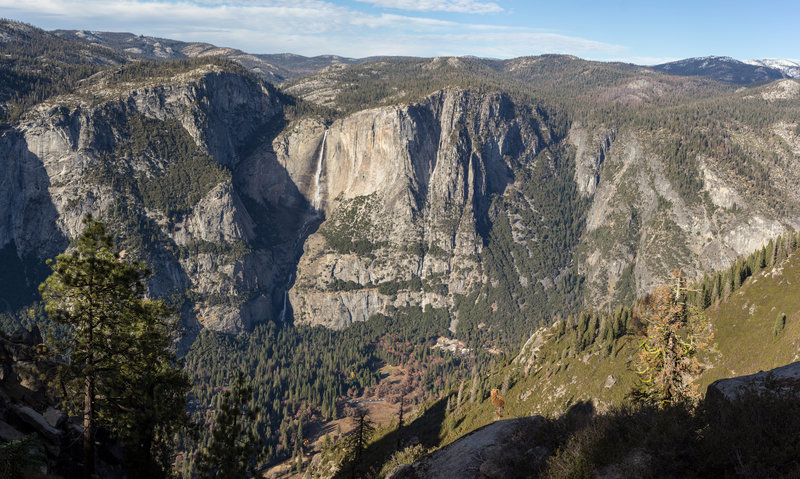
0,20,126,121
319,234,800,477
2,23,800,351
653,56,786,84
441,234,800,436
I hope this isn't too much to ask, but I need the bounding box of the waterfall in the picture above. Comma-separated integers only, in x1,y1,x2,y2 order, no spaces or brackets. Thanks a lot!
279,207,321,323
278,130,328,324
278,289,288,323
312,130,327,210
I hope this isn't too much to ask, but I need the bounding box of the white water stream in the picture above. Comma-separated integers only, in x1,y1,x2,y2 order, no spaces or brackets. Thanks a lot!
278,130,328,323
312,130,327,210
278,288,289,323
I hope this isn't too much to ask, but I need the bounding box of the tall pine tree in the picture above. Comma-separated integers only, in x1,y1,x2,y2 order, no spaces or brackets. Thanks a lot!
196,372,264,478
40,215,190,478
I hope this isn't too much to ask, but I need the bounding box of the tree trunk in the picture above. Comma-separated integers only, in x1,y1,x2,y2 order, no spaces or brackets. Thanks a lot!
83,361,95,479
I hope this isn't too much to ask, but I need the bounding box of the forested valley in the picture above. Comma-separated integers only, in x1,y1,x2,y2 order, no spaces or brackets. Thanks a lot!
2,17,800,479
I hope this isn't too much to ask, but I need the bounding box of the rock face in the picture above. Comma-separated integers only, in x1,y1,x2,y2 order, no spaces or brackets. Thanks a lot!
1,56,799,334
572,126,800,308
388,417,547,479
288,89,545,329
706,361,800,403
0,64,297,333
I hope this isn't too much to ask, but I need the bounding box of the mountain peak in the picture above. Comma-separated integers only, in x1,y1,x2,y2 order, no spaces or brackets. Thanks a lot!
745,58,800,78
653,56,785,84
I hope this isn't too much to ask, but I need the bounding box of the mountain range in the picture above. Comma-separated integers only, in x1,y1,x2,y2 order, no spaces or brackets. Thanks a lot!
2,18,800,342
48,27,800,85
2,17,800,476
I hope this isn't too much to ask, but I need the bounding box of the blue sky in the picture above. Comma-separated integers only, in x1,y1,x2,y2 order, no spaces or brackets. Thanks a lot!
1,0,798,64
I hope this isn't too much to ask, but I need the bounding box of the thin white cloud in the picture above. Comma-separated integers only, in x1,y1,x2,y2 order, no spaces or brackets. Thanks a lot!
354,0,503,14
0,0,626,59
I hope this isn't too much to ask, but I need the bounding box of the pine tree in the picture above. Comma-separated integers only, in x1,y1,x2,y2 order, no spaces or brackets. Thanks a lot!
40,215,189,479
295,416,304,461
455,380,464,413
343,410,375,479
196,372,264,478
396,395,405,450
632,270,711,407
112,299,191,477
0,435,45,478
469,366,479,403
500,374,510,396
769,239,778,266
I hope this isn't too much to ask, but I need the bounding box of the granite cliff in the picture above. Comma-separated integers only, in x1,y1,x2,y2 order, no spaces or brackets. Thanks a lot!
2,27,800,336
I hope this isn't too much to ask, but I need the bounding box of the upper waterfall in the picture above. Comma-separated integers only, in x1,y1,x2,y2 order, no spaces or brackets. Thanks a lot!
312,130,327,210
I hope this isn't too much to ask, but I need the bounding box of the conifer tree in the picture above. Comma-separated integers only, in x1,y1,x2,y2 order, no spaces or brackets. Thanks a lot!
343,410,375,479
773,312,786,337
769,239,778,266
396,395,405,450
633,270,711,407
455,380,464,414
469,366,479,403
500,374,510,396
112,299,191,477
40,215,189,479
196,372,264,478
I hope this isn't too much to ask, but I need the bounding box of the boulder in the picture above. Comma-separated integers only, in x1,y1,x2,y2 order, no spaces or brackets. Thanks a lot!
9,326,43,347
10,404,63,443
706,361,800,403
1,336,33,362
43,406,67,428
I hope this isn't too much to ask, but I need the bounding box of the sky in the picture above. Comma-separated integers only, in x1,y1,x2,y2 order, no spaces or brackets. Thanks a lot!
1,0,798,64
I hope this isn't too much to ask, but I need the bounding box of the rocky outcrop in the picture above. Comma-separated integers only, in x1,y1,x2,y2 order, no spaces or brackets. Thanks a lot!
388,417,548,479
570,125,615,197
706,361,800,403
0,329,124,476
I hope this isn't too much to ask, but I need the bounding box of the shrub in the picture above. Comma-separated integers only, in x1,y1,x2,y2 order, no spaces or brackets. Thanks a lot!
378,444,427,478
773,312,786,337
542,403,697,479
699,381,800,477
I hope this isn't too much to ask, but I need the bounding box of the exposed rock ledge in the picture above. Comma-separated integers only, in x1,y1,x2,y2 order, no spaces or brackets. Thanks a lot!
706,360,800,402
388,416,548,479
